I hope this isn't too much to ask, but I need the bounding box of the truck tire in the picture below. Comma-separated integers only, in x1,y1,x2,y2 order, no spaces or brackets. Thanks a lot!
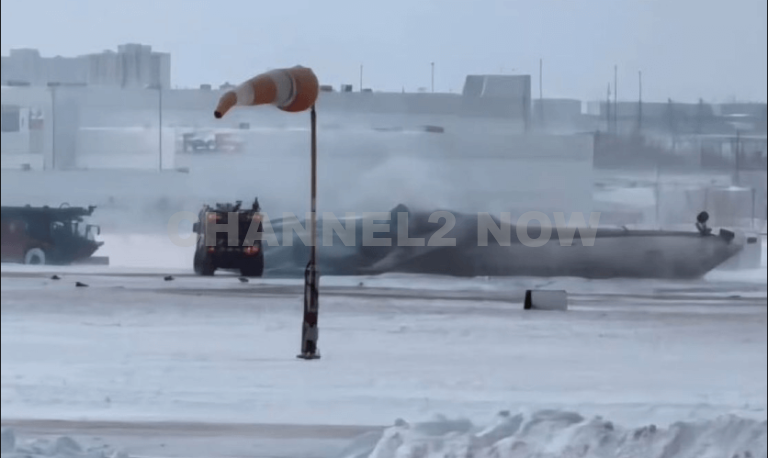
240,255,264,277
200,261,216,276
24,248,46,265
193,249,216,276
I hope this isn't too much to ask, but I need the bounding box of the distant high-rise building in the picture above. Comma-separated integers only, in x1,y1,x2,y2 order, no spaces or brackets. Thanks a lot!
0,48,87,86
1,44,170,88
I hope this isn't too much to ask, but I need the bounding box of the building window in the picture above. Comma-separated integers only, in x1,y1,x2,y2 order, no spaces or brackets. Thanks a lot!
1,105,21,132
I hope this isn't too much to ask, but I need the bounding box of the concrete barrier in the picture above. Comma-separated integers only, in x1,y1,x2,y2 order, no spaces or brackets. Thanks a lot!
524,289,568,311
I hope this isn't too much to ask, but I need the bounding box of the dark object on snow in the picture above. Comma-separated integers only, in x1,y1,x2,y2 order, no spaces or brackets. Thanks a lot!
238,277,249,283
164,275,174,281
1,204,103,266
75,281,88,287
192,199,264,278
50,275,60,280
718,228,736,242
524,289,568,311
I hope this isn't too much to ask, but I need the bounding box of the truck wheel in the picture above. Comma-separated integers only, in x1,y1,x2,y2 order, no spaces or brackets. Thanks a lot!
194,249,216,276
240,255,264,277
24,248,46,265
200,263,216,276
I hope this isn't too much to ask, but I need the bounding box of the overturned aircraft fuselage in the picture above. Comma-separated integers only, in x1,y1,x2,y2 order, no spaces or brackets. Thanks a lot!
261,205,745,280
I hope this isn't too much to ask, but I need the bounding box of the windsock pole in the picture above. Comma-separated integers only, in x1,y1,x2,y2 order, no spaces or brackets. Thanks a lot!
213,66,321,360
298,104,320,360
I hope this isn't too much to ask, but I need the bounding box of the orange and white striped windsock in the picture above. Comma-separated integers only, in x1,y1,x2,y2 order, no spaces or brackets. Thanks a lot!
214,66,319,118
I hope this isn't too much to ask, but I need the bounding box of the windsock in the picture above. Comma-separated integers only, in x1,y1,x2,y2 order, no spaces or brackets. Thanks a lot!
214,66,319,118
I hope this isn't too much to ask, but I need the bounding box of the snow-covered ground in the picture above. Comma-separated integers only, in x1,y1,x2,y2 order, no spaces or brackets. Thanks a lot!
2,227,766,457
2,241,766,457
6,270,762,426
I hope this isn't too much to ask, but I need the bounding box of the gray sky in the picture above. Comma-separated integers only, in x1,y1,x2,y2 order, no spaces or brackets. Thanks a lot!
2,0,766,103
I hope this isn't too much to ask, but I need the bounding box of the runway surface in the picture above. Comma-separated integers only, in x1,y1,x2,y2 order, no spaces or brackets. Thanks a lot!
2,263,766,457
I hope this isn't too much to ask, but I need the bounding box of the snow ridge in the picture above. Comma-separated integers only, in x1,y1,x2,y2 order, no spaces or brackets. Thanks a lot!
0,428,129,458
337,410,768,458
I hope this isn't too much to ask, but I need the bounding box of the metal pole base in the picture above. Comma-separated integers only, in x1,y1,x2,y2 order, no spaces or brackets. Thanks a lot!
297,352,321,360
297,261,320,360
298,104,320,361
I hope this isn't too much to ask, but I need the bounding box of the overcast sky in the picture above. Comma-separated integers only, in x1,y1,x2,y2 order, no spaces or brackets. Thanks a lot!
2,0,766,103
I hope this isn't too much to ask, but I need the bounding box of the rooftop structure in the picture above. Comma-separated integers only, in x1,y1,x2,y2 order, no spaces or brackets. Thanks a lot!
1,44,170,89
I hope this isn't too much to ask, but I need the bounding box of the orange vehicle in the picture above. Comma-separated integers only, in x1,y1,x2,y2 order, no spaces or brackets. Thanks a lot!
0,204,103,265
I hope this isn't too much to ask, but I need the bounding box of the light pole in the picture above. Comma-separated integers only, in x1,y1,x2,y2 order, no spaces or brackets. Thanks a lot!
147,83,163,171
431,62,434,93
214,66,321,360
47,82,59,170
637,71,643,133
158,86,163,171
613,65,618,134
539,58,544,127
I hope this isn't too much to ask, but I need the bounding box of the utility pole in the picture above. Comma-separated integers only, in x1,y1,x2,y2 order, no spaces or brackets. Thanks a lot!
431,62,434,93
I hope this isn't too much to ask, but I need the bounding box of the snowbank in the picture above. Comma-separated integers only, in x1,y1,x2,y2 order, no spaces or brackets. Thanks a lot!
0,428,129,458
338,410,767,458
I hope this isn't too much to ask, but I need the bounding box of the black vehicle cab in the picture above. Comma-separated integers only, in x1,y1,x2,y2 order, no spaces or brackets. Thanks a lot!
192,198,264,276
